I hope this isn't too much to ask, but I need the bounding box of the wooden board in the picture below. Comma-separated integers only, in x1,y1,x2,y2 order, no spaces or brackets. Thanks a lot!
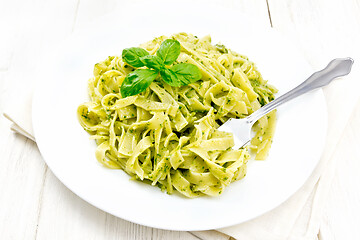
1,0,360,239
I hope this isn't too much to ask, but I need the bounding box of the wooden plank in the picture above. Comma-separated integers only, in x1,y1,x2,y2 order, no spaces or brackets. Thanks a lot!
319,98,360,240
0,1,19,70
0,117,46,240
0,70,48,240
267,0,360,238
0,0,80,240
268,0,360,67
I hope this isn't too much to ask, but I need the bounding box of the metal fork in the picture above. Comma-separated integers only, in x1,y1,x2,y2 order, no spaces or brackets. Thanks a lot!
218,58,354,149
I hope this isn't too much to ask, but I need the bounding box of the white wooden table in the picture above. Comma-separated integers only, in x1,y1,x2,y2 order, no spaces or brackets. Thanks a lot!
1,0,360,239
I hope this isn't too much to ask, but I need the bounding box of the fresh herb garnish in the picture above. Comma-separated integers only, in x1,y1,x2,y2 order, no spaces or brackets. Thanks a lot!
120,39,202,97
170,63,202,86
122,47,149,68
139,55,163,71
120,69,158,97
156,39,181,65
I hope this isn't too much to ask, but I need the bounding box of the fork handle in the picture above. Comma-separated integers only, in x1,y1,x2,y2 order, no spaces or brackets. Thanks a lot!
247,57,354,124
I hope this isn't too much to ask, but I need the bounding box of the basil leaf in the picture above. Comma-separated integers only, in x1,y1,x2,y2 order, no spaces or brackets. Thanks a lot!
140,55,163,71
160,68,182,87
170,63,202,85
120,69,158,97
156,39,181,65
122,47,149,68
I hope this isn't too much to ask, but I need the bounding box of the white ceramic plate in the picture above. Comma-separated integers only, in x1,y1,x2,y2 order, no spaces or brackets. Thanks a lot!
32,2,327,231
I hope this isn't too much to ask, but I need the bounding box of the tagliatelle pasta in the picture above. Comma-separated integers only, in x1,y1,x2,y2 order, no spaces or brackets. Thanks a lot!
77,33,277,198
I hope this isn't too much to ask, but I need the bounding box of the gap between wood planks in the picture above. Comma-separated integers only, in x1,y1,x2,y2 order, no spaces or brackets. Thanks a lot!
266,0,273,27
71,0,81,33
34,166,48,240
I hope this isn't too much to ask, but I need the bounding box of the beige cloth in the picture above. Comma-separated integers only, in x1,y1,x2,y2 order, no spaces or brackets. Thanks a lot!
3,71,358,240
3,93,35,142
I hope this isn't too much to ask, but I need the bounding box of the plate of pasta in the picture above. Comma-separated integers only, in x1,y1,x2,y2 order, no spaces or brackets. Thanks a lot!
32,2,327,231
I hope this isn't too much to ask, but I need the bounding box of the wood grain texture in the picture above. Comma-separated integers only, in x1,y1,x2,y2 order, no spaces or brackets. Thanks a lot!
0,0,79,239
0,77,46,239
319,98,360,240
1,0,360,239
268,0,360,238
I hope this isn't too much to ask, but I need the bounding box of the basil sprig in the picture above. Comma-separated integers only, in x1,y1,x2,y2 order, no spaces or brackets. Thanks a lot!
120,39,202,97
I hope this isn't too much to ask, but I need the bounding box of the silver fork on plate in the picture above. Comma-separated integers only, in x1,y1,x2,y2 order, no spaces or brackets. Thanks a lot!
218,57,354,149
